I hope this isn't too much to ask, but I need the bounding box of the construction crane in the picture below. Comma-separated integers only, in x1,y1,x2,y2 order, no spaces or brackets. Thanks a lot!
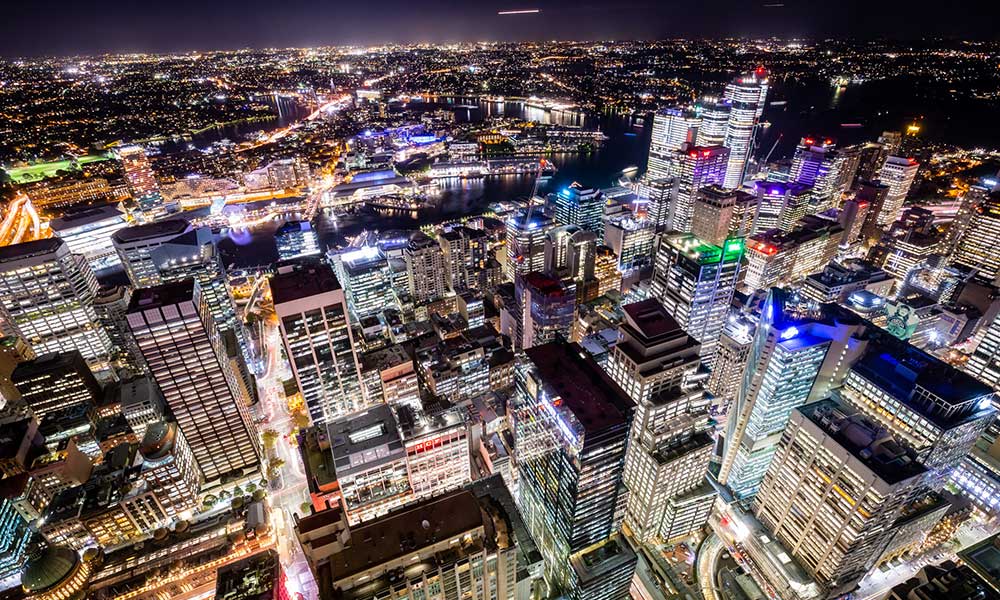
523,157,546,223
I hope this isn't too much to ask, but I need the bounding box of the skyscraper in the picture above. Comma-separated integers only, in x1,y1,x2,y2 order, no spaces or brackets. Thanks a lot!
404,231,449,304
272,261,366,425
553,183,605,238
690,185,757,246
126,279,260,484
951,189,1000,286
514,272,577,350
722,68,769,188
512,341,636,596
670,144,730,233
608,300,716,543
877,156,920,226
0,238,111,363
12,352,102,419
650,233,744,367
695,98,732,147
505,209,555,281
647,107,701,181
117,145,165,219
754,399,928,596
112,218,192,288
720,289,865,498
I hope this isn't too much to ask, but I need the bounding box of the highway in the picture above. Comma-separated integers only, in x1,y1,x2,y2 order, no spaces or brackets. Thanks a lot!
0,193,43,246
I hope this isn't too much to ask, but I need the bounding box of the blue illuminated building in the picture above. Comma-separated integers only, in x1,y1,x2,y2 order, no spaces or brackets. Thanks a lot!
553,183,605,241
0,486,32,583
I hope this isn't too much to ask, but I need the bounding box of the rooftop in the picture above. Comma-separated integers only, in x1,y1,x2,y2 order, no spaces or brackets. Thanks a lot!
127,279,196,313
271,261,342,305
0,237,65,264
49,203,124,231
111,218,190,244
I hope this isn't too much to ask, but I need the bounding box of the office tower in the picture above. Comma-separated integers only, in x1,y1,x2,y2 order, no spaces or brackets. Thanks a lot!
272,262,365,425
118,376,164,437
951,189,1000,286
404,231,449,304
543,224,581,274
696,98,732,147
568,535,638,600
275,219,320,261
720,289,865,498
869,206,943,281
0,480,33,582
707,313,755,419
839,340,994,487
651,233,743,367
790,136,837,186
877,156,920,226
723,68,769,188
608,300,715,543
512,342,635,595
92,285,145,373
856,180,891,247
136,420,202,518
49,204,127,270
603,216,655,273
438,226,487,291
801,259,893,304
0,335,34,408
754,181,813,232
514,272,576,350
754,399,928,596
637,177,674,231
965,309,1000,391
333,246,393,320
789,136,856,210
397,406,471,500
326,404,414,524
0,239,111,362
126,280,260,484
647,107,701,181
544,226,597,283
295,487,520,600
553,183,605,238
838,196,870,248
360,345,420,414
945,183,989,255
117,145,164,218
670,144,730,233
505,209,555,281
12,352,102,419
111,218,192,288
594,246,623,297
743,215,845,292
691,185,757,245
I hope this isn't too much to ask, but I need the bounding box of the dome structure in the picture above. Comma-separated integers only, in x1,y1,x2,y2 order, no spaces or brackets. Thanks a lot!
21,546,85,597
139,421,177,461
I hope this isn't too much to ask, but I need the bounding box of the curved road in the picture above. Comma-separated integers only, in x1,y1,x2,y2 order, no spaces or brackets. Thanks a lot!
697,533,726,600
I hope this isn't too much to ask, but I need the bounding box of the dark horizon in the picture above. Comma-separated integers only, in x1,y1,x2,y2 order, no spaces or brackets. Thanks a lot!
4,0,1000,59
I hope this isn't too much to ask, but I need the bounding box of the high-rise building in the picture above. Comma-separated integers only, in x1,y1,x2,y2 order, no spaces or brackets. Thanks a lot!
117,145,165,218
743,215,844,292
512,341,636,595
651,233,744,367
111,218,192,288
0,239,111,362
670,144,730,233
126,280,261,484
707,312,755,419
691,185,757,245
637,177,675,231
754,399,928,596
753,181,813,233
722,68,770,188
514,272,577,350
333,246,394,320
877,156,920,226
720,290,866,498
608,300,716,543
951,189,1000,286
404,231,449,304
553,183,605,238
869,206,943,281
360,345,420,415
856,180,892,247
272,262,366,425
603,216,655,273
12,352,102,419
49,204,128,270
438,226,487,292
647,107,701,181
965,310,1000,391
136,420,202,519
275,220,320,261
505,209,555,281
695,98,732,147
397,406,471,500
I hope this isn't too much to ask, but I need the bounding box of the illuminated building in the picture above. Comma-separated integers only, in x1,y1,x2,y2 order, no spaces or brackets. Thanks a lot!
272,262,366,425
670,144,730,233
397,406,471,500
295,487,519,600
707,312,755,420
514,272,576,350
12,351,101,419
0,336,35,409
743,215,844,292
111,218,192,288
695,98,732,147
722,68,769,189
136,420,202,519
869,207,943,281
568,535,637,600
360,345,420,415
647,107,701,181
789,136,857,210
691,185,757,245
505,210,556,281
215,549,289,600
404,231,449,304
438,226,487,291
118,376,164,439
754,181,813,233
636,177,674,231
594,246,622,297
0,493,32,582
838,340,994,487
49,204,127,270
951,190,1000,286
553,183,606,239
856,180,891,247
334,246,394,320
877,156,920,226
21,545,93,600
608,299,715,543
838,196,870,248
720,289,866,498
0,238,111,362
651,233,743,367
117,145,165,219
25,177,114,209
801,259,893,304
326,404,414,525
275,220,320,261
544,226,596,283
754,399,928,596
965,307,1000,391
511,341,635,594
603,216,655,272
944,183,989,255
92,285,145,373
127,280,261,484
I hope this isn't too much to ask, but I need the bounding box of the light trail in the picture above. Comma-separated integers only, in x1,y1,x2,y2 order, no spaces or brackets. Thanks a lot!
498,8,540,14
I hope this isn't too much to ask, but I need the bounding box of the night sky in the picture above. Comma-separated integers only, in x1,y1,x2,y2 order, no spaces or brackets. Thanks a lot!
3,0,999,57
